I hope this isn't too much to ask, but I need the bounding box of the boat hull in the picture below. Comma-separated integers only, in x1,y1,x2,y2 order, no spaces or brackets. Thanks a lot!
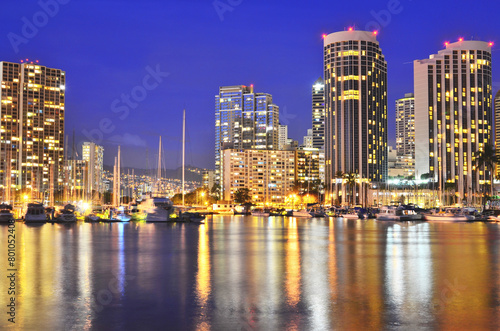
424,214,468,222
341,214,359,220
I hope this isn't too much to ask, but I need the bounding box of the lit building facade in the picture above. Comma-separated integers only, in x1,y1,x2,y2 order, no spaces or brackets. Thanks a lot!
215,85,279,182
202,169,216,190
414,40,493,202
302,129,313,148
296,147,321,194
65,159,88,201
82,142,104,194
495,90,500,177
324,30,388,201
0,60,65,198
312,77,325,149
222,149,295,204
396,93,415,157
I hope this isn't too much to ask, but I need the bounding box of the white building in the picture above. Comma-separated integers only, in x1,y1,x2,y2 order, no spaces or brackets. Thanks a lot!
414,40,493,202
278,124,288,150
82,142,104,193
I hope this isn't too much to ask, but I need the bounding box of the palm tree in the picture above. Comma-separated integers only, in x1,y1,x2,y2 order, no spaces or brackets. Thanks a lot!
475,143,499,208
343,172,357,206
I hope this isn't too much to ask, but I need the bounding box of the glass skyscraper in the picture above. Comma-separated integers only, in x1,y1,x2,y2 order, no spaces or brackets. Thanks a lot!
215,85,279,182
312,77,325,149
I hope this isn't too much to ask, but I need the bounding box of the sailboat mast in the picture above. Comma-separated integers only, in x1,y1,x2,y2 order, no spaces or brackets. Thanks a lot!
113,157,117,206
182,110,185,206
158,136,162,194
117,146,121,206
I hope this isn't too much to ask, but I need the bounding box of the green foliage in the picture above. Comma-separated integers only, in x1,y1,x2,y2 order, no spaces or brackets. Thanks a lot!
233,188,251,204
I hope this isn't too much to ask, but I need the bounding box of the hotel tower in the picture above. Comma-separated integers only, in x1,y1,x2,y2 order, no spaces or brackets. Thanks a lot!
0,60,65,200
414,40,493,203
323,29,388,200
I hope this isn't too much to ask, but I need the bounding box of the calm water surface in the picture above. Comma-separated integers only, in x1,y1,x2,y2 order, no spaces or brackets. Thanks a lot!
1,216,500,330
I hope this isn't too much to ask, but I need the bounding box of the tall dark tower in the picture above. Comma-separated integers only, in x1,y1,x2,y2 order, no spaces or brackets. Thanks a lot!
324,29,388,201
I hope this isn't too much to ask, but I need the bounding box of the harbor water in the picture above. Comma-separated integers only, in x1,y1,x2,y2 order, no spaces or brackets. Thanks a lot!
1,216,500,330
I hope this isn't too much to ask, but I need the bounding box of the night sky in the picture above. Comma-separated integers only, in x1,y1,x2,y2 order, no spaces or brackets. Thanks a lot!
1,0,499,170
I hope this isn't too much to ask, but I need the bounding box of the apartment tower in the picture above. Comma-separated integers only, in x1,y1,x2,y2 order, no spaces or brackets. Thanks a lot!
0,60,65,199
414,40,493,202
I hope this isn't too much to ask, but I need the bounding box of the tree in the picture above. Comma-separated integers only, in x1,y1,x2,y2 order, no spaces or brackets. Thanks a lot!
475,144,499,208
210,183,221,201
233,188,251,204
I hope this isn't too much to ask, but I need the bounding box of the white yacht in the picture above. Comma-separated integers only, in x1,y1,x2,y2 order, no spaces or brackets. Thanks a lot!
340,210,359,220
424,208,469,222
376,206,403,221
24,203,47,223
251,208,270,217
292,209,313,218
138,197,173,222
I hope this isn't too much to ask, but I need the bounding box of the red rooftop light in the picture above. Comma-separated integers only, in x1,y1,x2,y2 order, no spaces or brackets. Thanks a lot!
373,30,378,36
348,27,353,32
489,42,494,47
458,37,463,42
444,41,449,47
322,34,327,39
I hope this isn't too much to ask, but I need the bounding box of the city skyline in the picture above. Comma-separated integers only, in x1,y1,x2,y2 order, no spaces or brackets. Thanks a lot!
1,1,499,170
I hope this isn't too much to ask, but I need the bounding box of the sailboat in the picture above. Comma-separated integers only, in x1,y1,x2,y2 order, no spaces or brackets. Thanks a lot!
138,136,173,222
177,109,205,223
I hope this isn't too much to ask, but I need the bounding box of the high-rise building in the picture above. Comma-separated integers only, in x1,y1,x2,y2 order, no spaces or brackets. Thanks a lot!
82,142,104,194
414,40,493,202
495,90,500,177
395,93,415,157
324,30,388,201
278,124,288,150
0,60,65,200
202,169,216,190
296,147,321,195
312,77,325,149
215,85,279,182
303,129,313,148
222,149,295,204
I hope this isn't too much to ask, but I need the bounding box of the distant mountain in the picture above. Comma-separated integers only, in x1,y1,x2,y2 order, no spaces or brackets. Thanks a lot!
103,165,205,182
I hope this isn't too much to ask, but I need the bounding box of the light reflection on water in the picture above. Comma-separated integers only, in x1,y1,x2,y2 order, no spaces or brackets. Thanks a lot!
1,217,500,330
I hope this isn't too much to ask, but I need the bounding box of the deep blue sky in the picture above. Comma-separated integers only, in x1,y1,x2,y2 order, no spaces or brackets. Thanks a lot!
1,0,499,169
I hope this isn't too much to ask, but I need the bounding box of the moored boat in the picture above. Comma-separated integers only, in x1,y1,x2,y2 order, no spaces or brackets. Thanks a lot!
340,209,359,219
0,203,14,222
251,208,270,217
139,197,173,222
180,211,205,223
424,208,468,222
376,206,405,221
24,203,47,223
55,204,77,223
292,209,313,218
